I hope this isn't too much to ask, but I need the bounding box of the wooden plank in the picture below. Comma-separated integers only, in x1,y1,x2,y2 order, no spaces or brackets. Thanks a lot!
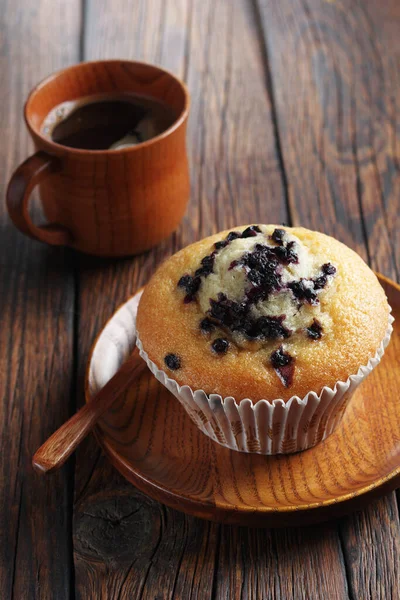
256,0,400,598
74,2,222,599
0,1,80,598
339,497,400,599
357,0,400,278
73,463,218,599
74,1,351,599
213,524,349,600
256,0,399,279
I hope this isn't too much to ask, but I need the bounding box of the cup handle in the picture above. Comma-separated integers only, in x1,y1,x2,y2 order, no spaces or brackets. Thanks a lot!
6,151,73,246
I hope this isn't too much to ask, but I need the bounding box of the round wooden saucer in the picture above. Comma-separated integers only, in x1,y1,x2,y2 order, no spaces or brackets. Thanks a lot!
86,274,400,526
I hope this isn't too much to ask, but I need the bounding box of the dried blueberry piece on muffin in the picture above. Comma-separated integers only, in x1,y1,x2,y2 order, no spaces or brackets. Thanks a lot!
313,263,337,290
248,316,291,340
313,274,328,290
211,338,230,355
226,231,242,242
288,279,319,305
164,353,182,370
322,263,336,275
209,294,248,331
271,240,298,264
270,346,295,387
195,252,217,278
270,345,293,367
241,246,283,297
241,225,262,238
177,273,201,303
306,318,323,340
177,274,192,290
200,318,216,334
214,240,229,250
270,228,286,245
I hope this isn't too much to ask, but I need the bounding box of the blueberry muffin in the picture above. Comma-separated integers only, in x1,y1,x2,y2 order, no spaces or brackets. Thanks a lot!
136,225,390,403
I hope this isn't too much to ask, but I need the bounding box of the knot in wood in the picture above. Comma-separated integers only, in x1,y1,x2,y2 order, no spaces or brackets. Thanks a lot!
74,492,161,564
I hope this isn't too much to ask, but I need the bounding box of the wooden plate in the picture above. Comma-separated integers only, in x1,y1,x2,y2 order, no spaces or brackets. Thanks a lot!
86,274,400,526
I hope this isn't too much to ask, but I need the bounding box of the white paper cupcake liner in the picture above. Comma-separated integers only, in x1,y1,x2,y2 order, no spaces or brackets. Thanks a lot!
136,307,394,455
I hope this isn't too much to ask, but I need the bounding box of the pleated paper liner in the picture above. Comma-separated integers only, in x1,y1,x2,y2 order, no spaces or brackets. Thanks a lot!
137,314,393,455
85,275,400,526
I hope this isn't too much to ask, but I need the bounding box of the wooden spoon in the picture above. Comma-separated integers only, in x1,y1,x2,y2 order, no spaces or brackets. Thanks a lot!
33,346,145,474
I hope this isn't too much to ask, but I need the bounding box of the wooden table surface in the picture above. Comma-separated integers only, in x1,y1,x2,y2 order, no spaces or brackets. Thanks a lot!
1,0,399,598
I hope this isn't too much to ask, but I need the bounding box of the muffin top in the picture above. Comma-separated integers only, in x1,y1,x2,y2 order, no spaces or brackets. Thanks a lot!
136,225,390,401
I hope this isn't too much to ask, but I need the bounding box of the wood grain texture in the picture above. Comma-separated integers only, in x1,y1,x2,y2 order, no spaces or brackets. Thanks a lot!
86,279,399,525
339,495,400,600
72,0,362,599
6,151,73,246
74,2,221,598
73,0,298,598
213,525,349,600
0,1,80,599
257,0,400,597
33,346,145,473
2,0,399,598
8,60,190,256
256,0,400,279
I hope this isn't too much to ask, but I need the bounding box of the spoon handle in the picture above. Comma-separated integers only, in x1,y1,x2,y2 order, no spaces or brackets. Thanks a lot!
32,346,144,474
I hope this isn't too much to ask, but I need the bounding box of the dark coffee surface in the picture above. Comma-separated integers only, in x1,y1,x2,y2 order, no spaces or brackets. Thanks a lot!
41,93,177,150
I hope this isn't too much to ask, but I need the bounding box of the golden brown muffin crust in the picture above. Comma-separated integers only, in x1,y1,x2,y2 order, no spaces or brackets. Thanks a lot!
136,225,390,401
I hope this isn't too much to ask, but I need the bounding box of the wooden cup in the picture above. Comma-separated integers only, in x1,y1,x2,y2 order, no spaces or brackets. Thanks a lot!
6,60,190,256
